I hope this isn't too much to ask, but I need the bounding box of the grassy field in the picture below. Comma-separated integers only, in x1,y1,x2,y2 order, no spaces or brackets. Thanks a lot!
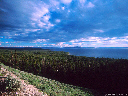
1,63,98,96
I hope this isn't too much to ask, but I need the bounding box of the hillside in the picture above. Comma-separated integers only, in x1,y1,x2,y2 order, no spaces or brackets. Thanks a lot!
0,63,95,96
0,48,128,95
0,64,47,96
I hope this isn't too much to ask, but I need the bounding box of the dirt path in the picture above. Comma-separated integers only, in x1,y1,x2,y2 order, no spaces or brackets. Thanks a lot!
1,67,48,96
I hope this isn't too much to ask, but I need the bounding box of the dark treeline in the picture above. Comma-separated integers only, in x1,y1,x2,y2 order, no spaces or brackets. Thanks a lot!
0,48,128,94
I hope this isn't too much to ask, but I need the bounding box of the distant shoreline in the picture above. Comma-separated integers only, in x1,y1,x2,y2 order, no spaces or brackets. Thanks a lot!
1,47,128,49
0,47,128,59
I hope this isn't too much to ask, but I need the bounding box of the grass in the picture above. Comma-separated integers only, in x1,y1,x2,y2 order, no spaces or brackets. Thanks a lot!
0,63,95,96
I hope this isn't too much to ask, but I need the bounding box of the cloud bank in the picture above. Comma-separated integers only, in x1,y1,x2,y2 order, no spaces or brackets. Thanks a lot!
0,0,128,47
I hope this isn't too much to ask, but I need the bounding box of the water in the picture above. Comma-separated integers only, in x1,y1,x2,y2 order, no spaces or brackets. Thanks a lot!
42,47,128,59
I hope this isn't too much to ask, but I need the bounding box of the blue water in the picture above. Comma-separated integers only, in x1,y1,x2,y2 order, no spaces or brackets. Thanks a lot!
42,47,128,59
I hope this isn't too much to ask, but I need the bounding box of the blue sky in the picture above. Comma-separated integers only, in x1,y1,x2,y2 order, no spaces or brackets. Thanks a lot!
0,0,128,47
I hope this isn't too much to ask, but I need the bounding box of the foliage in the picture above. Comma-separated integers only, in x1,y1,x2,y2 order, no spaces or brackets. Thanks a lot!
0,69,20,92
0,48,128,94
6,75,21,91
1,64,94,96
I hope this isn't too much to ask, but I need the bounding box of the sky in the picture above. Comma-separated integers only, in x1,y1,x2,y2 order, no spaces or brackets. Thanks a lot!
0,0,128,47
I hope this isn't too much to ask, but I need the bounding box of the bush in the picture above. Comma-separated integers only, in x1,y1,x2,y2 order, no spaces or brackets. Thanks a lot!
6,75,21,92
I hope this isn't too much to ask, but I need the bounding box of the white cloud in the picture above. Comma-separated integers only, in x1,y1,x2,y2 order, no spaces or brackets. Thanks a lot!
43,44,47,45
103,37,110,41
31,7,49,21
125,36,128,38
94,29,104,33
68,10,70,12
62,7,65,10
54,42,74,47
37,19,54,30
109,40,117,44
72,42,82,46
74,37,100,42
69,36,128,47
43,15,50,22
49,44,56,46
15,34,20,36
70,39,79,43
31,4,54,30
111,37,117,40
87,2,95,8
56,19,61,23
25,29,40,32
61,0,72,4
80,0,86,4
46,23,54,31
38,20,46,28
33,39,49,43
30,3,54,29
88,37,99,41
57,42,65,45
0,37,3,38
50,0,60,6
9,37,12,39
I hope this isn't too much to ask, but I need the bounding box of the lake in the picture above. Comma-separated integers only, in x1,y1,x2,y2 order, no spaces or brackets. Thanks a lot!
42,47,128,59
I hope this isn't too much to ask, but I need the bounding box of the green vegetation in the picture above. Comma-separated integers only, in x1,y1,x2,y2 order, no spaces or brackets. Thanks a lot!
6,75,21,91
0,48,128,94
1,63,94,96
0,70,21,92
